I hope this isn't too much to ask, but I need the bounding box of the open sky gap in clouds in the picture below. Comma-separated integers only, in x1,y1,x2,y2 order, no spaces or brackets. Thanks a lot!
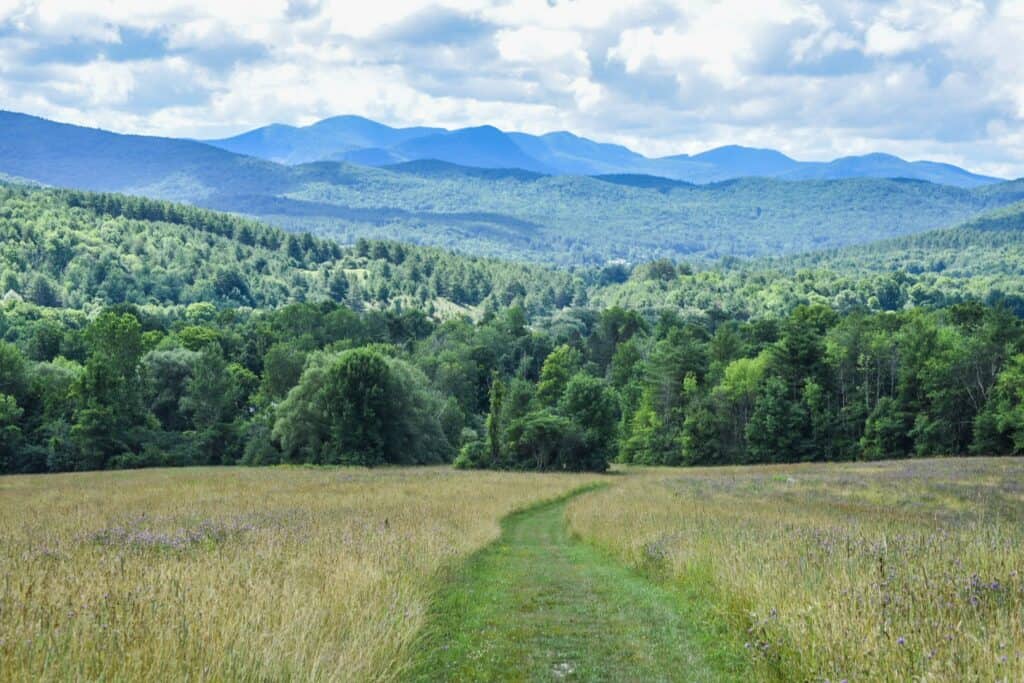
1,0,1022,177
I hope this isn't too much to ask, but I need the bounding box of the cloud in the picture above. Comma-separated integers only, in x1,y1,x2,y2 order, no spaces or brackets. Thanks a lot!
495,26,584,65
865,22,921,56
0,0,1021,177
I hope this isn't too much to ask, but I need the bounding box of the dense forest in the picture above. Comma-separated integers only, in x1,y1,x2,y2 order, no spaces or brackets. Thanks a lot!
0,184,585,314
1,183,1023,474
241,172,1024,265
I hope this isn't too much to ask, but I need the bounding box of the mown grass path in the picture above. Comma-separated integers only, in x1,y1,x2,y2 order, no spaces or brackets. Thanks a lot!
408,488,745,682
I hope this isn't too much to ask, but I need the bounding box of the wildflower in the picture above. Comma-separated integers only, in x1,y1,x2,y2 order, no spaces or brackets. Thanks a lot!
897,636,906,645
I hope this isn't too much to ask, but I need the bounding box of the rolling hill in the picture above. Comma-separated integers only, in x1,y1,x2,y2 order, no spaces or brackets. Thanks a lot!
4,110,1024,266
777,200,1024,280
589,201,1024,318
6,179,1022,323
0,181,579,314
260,170,1024,265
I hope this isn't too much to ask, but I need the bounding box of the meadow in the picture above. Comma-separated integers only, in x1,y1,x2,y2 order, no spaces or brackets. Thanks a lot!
4,459,1023,682
568,458,1024,682
0,466,598,681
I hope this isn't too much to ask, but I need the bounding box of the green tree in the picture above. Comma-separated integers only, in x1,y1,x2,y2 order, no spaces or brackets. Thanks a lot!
485,376,506,468
746,376,806,462
273,348,450,466
860,397,909,460
504,410,599,471
69,312,150,470
973,354,1024,454
329,271,350,302
261,343,307,401
558,372,618,466
181,348,242,465
536,344,582,406
0,393,25,473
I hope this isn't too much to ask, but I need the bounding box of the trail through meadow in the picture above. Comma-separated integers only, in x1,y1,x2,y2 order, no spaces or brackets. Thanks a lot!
408,488,745,682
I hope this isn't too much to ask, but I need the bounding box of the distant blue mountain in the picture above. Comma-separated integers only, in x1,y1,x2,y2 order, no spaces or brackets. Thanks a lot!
0,110,285,200
206,116,1003,188
4,109,1023,266
207,115,444,165
779,153,997,188
506,131,648,175
690,145,801,176
339,147,405,166
387,126,550,173
383,159,545,182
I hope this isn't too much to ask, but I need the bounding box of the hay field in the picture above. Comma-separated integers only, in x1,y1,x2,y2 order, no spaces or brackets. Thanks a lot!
0,466,597,681
568,458,1024,681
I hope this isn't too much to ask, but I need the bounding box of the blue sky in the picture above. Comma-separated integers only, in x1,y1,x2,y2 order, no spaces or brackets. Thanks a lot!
1,0,1023,177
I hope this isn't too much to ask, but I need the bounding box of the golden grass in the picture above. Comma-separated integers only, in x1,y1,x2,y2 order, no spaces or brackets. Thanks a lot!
568,458,1024,682
0,466,598,682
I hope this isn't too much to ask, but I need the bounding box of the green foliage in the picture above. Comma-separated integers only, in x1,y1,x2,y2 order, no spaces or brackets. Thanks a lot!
0,393,25,472
0,184,583,316
746,376,806,462
558,373,619,465
68,312,150,470
273,348,451,466
504,411,591,472
453,439,487,470
273,171,1024,265
974,355,1024,454
2,183,1024,475
536,345,582,406
861,397,909,460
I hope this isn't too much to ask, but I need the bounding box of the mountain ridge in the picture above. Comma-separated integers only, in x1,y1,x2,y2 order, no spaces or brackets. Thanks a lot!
4,109,1024,267
206,114,1003,188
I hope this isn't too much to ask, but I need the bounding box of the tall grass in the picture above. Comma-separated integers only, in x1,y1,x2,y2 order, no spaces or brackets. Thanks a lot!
568,458,1024,682
0,466,597,681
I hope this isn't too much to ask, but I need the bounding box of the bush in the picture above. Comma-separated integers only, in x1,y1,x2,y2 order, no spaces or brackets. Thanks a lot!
504,410,607,472
272,347,453,466
453,440,488,469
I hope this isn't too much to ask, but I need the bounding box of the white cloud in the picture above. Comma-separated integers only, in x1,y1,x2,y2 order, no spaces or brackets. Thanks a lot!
0,0,1021,176
495,26,585,66
482,0,630,31
864,22,921,56
607,1,832,87
569,76,603,110
322,0,442,38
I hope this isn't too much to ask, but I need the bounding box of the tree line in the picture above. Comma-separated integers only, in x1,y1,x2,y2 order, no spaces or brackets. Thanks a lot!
2,182,1024,474
2,297,1022,475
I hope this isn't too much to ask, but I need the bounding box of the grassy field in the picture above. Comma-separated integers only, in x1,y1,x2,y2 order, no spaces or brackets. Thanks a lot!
0,466,598,681
568,458,1024,682
5,459,1023,681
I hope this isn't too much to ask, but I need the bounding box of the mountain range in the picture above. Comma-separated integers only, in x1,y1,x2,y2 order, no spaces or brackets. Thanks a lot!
3,109,1024,266
207,115,1003,188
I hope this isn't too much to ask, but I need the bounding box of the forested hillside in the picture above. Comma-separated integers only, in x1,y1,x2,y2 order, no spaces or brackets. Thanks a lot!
1,183,1024,475
275,171,1024,264
780,201,1024,279
592,202,1024,318
4,112,1024,265
0,183,583,314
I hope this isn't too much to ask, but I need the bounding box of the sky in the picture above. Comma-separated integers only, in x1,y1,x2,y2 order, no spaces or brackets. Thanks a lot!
1,0,1023,178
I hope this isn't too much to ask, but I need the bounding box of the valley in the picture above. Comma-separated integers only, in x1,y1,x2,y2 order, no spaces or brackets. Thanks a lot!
3,110,1022,265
